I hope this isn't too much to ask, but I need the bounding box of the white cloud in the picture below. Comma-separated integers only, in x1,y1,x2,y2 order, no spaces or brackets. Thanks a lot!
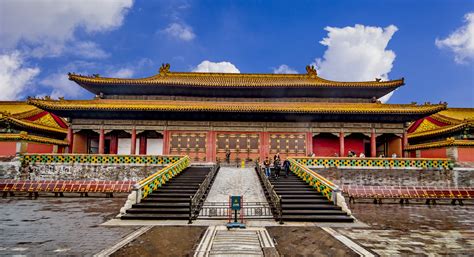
0,0,133,57
107,68,134,78
163,22,196,41
435,12,474,64
314,24,398,103
68,41,109,59
0,52,40,100
40,72,85,99
192,60,240,73
273,64,297,74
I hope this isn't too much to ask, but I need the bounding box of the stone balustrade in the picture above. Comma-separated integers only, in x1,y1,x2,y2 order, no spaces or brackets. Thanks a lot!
290,157,453,170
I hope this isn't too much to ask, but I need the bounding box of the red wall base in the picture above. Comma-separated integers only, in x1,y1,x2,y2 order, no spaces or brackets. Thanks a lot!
458,147,474,162
0,142,17,156
27,143,54,153
419,148,447,158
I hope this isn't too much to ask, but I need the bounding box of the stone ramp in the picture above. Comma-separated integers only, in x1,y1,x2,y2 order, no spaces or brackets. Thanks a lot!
204,167,267,203
194,226,276,257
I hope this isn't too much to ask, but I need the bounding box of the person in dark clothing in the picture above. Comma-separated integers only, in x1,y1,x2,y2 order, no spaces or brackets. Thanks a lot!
283,159,291,177
273,158,281,179
274,152,281,162
225,149,231,164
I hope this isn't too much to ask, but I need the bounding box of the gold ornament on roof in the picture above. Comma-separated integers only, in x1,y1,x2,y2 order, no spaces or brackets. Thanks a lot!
159,63,171,75
305,65,317,77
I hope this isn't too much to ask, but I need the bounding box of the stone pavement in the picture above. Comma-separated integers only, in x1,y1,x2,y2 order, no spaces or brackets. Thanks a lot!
204,167,267,203
335,203,474,256
0,196,139,256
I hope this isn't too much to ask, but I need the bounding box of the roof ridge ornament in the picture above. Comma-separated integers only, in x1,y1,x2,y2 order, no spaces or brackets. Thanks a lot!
159,63,171,75
305,65,317,78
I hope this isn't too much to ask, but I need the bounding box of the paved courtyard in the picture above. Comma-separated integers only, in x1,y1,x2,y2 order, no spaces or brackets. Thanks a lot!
336,203,474,256
0,196,138,256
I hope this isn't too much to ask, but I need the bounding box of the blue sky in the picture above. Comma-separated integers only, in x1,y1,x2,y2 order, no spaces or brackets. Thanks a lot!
0,0,473,107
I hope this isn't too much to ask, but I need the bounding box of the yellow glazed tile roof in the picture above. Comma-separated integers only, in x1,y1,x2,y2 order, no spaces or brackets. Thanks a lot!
27,98,446,115
411,119,441,134
405,138,474,150
0,116,67,134
0,101,68,134
0,132,68,146
68,65,405,88
0,101,41,117
408,122,473,139
431,108,474,124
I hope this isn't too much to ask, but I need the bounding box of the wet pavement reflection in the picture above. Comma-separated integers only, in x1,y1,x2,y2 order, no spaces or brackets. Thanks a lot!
0,196,138,256
337,203,474,256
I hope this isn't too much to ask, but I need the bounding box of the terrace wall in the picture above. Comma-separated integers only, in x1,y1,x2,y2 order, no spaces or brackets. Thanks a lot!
313,168,473,187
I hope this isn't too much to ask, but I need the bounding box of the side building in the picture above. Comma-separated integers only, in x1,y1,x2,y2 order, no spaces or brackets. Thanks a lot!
28,64,446,162
406,108,474,163
0,101,69,156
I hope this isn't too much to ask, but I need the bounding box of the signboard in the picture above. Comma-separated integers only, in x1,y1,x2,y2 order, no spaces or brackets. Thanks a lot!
231,196,241,210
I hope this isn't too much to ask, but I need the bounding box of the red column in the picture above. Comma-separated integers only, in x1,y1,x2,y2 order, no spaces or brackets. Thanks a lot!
261,132,270,159
370,129,377,157
98,128,105,154
139,134,147,155
67,127,74,153
402,131,408,157
162,130,170,155
259,132,265,162
206,131,216,162
130,128,137,155
206,131,212,162
306,132,313,156
110,134,118,154
339,131,345,157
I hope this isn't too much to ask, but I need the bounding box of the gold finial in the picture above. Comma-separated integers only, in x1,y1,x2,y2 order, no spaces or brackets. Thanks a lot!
305,65,317,77
159,63,171,75
19,131,28,139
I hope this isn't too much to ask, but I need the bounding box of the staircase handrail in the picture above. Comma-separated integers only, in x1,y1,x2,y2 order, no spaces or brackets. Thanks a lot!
288,158,339,199
188,164,220,223
288,158,352,215
289,156,453,170
118,155,191,217
255,162,283,224
135,155,190,202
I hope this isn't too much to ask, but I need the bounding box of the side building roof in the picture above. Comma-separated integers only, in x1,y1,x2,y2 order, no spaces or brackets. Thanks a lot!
408,108,474,139
0,101,68,135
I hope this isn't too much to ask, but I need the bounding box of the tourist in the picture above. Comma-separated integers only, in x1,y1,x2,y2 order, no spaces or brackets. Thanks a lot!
347,150,353,157
359,152,366,158
283,159,291,177
225,149,231,164
274,152,281,162
392,153,397,158
311,152,315,157
274,158,281,179
263,157,271,177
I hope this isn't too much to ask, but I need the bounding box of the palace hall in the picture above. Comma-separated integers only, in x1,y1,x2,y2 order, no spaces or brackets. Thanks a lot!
28,64,447,162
